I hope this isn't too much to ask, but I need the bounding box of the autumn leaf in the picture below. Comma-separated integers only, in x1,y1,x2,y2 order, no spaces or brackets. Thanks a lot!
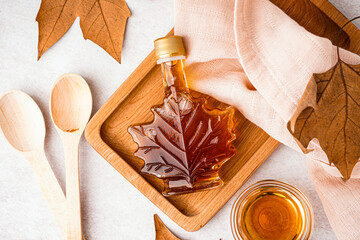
128,93,236,185
288,59,360,179
36,0,131,63
78,0,130,63
36,0,81,59
154,214,180,240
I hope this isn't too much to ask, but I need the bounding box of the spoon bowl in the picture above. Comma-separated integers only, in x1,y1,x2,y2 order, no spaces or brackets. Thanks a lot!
50,73,92,133
0,90,45,152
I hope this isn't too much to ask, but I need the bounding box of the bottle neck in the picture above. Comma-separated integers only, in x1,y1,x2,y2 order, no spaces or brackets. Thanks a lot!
159,57,189,98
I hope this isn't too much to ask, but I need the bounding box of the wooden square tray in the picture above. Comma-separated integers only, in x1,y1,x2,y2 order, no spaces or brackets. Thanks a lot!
85,0,360,232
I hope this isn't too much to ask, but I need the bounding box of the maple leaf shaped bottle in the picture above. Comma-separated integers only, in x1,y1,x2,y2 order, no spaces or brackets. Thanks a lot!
128,36,236,196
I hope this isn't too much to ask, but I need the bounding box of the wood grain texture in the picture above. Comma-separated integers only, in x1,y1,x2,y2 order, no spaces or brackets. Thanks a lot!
309,0,360,53
271,0,350,48
85,0,360,232
50,74,92,240
0,91,86,239
154,215,180,240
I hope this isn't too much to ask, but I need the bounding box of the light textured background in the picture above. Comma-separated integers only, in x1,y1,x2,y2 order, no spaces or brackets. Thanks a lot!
0,0,359,239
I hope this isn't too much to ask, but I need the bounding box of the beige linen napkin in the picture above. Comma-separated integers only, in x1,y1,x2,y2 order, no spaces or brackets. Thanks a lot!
174,0,360,239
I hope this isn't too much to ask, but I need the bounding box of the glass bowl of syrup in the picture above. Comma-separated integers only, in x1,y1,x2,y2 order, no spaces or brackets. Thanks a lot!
231,180,313,240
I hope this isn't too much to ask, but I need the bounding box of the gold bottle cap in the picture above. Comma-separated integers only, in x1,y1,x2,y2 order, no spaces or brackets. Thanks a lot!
154,36,186,61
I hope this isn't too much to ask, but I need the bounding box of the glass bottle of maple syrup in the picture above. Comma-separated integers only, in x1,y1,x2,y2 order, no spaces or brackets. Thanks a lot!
128,36,236,196
231,180,313,240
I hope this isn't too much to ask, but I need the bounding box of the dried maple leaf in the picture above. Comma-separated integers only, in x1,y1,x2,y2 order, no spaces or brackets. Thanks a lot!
78,0,130,63
288,59,360,179
36,0,131,63
154,214,180,240
128,93,236,185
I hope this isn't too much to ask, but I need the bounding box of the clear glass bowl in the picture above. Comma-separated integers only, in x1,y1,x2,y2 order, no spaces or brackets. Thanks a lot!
231,180,313,240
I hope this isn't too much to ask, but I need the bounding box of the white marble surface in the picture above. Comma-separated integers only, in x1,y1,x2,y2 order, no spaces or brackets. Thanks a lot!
0,0,359,239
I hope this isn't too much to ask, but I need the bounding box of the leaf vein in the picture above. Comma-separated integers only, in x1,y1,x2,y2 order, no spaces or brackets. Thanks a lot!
348,93,360,108
36,6,64,21
98,0,119,60
344,62,360,77
316,64,338,102
85,13,102,37
329,105,346,124
297,109,314,140
39,0,70,54
347,117,360,130
81,0,98,26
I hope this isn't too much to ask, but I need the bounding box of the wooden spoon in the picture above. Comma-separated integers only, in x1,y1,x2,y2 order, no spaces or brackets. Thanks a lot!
50,74,92,240
0,90,66,238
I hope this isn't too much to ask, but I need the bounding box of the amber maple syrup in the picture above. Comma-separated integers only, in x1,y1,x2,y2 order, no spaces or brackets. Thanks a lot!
128,36,236,196
241,191,303,239
231,180,313,240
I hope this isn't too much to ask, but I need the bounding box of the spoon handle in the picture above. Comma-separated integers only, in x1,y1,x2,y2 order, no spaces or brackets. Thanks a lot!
63,135,82,240
24,149,67,239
